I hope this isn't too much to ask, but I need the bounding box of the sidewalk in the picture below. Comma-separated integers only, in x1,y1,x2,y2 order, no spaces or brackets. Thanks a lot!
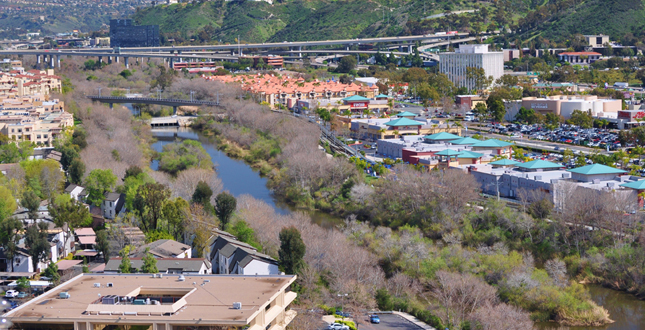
392,311,437,330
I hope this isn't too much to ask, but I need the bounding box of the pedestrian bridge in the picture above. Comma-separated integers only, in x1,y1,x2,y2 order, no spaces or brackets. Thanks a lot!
87,95,221,114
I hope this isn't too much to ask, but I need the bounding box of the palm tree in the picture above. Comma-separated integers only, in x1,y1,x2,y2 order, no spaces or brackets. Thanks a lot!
393,130,400,137
378,128,386,139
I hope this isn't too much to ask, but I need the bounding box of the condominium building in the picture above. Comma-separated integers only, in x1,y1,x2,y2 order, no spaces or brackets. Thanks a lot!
0,93,71,147
439,44,503,92
0,69,62,96
4,273,298,330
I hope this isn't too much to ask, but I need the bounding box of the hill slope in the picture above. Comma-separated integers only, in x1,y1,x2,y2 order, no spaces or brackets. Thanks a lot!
130,0,645,45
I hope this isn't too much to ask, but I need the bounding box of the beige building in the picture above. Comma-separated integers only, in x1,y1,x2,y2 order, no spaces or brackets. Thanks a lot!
521,95,621,119
0,69,62,97
585,35,610,48
0,95,71,147
5,273,298,330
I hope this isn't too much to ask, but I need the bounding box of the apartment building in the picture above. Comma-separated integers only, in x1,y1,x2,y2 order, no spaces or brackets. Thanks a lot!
5,273,298,330
0,69,62,96
205,74,378,109
439,44,504,92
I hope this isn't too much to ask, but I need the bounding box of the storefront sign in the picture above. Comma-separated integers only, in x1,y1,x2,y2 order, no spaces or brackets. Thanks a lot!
530,103,549,109
350,102,368,108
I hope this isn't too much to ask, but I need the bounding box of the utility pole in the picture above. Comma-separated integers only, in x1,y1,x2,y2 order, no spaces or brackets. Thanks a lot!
156,88,162,99
190,90,195,102
238,35,240,56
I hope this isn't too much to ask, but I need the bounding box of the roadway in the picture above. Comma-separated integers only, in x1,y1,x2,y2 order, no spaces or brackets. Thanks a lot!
111,33,470,53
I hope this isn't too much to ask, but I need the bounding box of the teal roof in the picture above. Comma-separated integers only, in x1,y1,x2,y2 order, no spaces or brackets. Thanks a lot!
450,137,481,145
342,95,370,101
396,111,417,117
375,94,390,98
384,117,424,127
516,159,563,170
567,164,626,175
457,150,484,159
435,149,462,156
471,139,514,148
489,159,520,166
620,180,645,190
423,132,461,141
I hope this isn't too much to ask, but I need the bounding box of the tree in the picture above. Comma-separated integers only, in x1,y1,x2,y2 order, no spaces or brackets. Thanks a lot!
162,197,190,240
567,110,594,128
68,158,85,185
515,106,537,124
544,113,563,130
95,229,110,262
56,143,79,171
49,194,93,230
119,246,132,273
214,192,237,228
141,248,159,273
278,226,306,275
150,65,178,90
71,129,87,149
486,94,506,122
466,67,493,93
432,270,497,328
124,165,143,180
495,74,519,87
42,262,60,284
25,222,50,272
336,56,357,73
474,102,488,121
0,218,22,271
192,180,213,210
133,183,171,232
417,83,440,105
84,169,117,206
402,67,428,83
21,190,41,220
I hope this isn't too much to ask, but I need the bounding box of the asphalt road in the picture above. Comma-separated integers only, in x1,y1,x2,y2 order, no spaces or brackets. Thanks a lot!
357,314,425,330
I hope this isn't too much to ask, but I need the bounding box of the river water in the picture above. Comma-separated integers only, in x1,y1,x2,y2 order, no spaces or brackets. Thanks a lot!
130,106,645,330
148,127,342,228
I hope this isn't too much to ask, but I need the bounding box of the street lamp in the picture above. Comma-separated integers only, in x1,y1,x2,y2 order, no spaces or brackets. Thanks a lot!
337,293,349,322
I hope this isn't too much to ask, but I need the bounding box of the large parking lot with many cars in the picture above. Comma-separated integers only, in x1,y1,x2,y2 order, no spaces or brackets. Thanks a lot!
492,123,622,150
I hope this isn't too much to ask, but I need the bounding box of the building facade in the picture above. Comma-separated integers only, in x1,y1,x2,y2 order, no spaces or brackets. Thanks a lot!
109,19,160,48
439,44,504,92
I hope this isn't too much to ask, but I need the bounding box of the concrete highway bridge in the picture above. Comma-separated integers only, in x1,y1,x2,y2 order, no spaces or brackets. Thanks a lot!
86,95,220,114
0,33,471,68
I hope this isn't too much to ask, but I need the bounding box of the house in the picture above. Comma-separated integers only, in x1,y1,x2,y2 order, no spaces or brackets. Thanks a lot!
103,258,212,274
64,184,87,202
75,227,96,251
131,239,192,259
210,234,279,275
557,52,601,64
101,192,125,219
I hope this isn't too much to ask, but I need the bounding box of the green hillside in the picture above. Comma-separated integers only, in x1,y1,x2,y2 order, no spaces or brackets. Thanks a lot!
531,0,645,40
128,0,645,45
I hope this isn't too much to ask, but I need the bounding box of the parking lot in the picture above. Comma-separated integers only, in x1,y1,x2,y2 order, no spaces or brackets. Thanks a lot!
358,313,425,330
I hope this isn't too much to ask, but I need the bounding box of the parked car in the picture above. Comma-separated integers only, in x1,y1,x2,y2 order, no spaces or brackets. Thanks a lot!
327,323,350,330
370,315,381,324
16,292,28,299
4,290,18,298
1,300,18,312
335,310,351,318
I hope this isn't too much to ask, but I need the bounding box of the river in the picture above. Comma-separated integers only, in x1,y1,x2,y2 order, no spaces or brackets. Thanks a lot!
148,126,342,228
129,106,645,330
536,285,645,330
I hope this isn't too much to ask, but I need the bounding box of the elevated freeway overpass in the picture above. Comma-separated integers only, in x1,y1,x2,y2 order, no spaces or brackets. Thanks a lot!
87,95,221,114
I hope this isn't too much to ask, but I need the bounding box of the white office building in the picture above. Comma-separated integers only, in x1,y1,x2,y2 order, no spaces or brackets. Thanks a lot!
439,44,504,92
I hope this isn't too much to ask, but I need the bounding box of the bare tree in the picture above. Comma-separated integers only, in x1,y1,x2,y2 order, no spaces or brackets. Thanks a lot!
432,270,498,328
469,302,534,330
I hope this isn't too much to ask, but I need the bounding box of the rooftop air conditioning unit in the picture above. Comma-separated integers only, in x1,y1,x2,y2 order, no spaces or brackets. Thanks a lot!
59,292,70,299
107,283,113,288
178,275,185,281
233,302,242,310
607,182,616,188
535,176,542,181
562,173,571,178
94,283,101,288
